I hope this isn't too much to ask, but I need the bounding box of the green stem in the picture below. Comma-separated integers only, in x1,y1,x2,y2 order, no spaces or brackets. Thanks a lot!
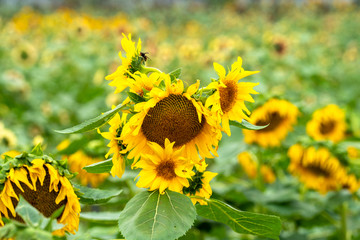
141,66,162,74
340,202,350,240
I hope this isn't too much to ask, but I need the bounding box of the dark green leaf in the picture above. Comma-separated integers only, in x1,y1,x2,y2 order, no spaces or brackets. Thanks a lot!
196,198,281,239
128,92,146,103
230,119,269,130
83,158,113,173
169,68,182,79
54,104,126,134
75,184,122,204
80,211,121,223
119,190,196,240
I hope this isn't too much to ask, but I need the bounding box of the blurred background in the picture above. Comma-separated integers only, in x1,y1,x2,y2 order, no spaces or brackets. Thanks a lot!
1,1,360,239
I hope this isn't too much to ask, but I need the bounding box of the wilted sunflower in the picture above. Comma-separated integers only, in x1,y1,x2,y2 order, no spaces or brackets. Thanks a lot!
105,33,142,94
0,156,80,236
98,112,128,178
288,144,347,194
243,99,299,147
67,150,109,187
121,74,221,165
306,104,346,143
134,139,194,194
237,151,276,184
205,57,259,136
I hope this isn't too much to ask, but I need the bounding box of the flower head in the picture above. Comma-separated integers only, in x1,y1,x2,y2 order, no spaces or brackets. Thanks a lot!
134,139,194,194
243,99,299,147
306,104,346,143
205,57,259,135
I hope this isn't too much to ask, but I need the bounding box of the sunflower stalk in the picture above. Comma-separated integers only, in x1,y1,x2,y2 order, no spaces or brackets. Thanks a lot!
141,66,162,74
340,202,350,240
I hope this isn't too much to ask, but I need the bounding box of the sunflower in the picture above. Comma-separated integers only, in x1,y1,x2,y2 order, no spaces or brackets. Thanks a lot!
347,146,359,159
288,144,347,194
340,174,359,193
237,151,276,183
121,75,221,165
67,150,109,187
134,139,194,194
243,99,299,147
306,104,346,143
0,157,80,236
205,57,259,136
10,42,38,67
1,150,21,159
183,166,217,205
98,112,128,178
0,123,17,148
105,33,142,94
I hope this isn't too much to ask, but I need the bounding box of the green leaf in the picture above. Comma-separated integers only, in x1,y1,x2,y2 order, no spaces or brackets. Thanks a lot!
83,158,113,173
75,184,123,204
169,68,182,79
80,211,121,223
119,190,196,240
196,198,281,240
0,223,17,239
16,196,42,227
16,228,53,240
230,119,269,130
128,92,146,103
30,144,43,156
54,104,126,134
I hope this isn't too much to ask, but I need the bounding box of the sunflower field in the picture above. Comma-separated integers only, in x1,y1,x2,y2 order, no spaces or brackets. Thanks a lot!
1,1,360,240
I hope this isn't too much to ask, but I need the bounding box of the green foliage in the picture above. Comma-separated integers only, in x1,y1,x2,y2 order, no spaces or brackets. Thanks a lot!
80,211,121,223
127,92,146,103
75,183,123,204
196,198,282,239
169,68,182,81
83,158,113,173
230,119,269,130
118,190,196,240
55,104,126,134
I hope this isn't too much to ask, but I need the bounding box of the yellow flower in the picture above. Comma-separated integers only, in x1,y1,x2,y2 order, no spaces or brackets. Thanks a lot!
347,146,359,159
306,104,346,143
0,123,17,148
205,57,259,136
243,99,299,147
237,151,276,183
134,139,194,194
56,139,71,151
98,112,128,178
1,150,21,159
10,42,38,68
105,33,142,94
288,144,347,194
340,174,359,193
184,170,217,205
67,150,109,187
0,159,80,235
121,75,221,165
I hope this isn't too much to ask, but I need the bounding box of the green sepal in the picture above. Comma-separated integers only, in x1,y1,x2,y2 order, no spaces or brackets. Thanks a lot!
54,104,127,134
230,119,269,130
127,92,146,103
169,68,182,81
74,183,123,204
118,190,196,240
30,144,44,156
83,158,113,173
196,198,281,240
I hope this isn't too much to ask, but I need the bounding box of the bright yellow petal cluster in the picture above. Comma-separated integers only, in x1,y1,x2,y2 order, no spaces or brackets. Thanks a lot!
243,98,299,147
188,171,218,205
67,150,109,187
105,33,142,94
134,139,194,194
205,57,259,135
99,112,127,178
121,74,221,166
288,144,348,194
1,150,21,159
0,159,80,235
306,104,346,143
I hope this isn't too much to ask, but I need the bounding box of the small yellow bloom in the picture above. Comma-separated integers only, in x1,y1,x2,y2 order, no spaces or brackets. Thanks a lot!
134,139,194,194
243,99,299,147
347,146,359,159
306,104,346,143
205,57,259,136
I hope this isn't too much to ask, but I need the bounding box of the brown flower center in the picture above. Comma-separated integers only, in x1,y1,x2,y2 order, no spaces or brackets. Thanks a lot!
219,80,237,113
141,94,205,147
319,120,335,135
156,160,177,180
10,166,66,222
304,163,331,178
256,112,284,132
